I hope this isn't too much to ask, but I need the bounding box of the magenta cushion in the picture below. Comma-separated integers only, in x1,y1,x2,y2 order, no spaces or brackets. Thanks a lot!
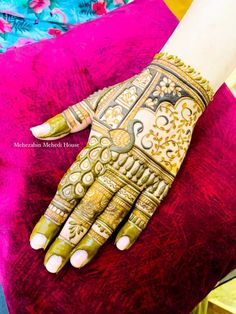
0,0,235,313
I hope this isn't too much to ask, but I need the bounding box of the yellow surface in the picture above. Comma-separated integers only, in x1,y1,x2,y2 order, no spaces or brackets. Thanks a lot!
226,68,236,96
164,0,192,19
207,279,236,314
191,279,236,314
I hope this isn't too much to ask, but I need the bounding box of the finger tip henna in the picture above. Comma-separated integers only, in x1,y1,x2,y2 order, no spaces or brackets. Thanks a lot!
44,238,75,273
30,113,71,140
30,216,62,250
30,233,47,250
30,123,51,139
70,250,88,268
115,235,130,251
44,255,63,274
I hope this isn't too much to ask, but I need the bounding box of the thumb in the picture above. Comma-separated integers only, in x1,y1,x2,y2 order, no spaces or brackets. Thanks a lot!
30,88,107,140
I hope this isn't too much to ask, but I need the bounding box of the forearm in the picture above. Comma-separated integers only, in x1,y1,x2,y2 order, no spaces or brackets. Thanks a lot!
162,0,236,92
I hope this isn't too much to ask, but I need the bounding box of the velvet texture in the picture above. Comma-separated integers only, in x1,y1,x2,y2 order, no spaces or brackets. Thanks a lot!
0,0,235,313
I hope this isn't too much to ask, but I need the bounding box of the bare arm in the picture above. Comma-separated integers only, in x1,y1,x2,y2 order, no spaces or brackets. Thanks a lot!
162,0,236,92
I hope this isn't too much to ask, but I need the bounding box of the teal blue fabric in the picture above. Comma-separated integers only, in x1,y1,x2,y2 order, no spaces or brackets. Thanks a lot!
0,285,8,314
0,0,128,52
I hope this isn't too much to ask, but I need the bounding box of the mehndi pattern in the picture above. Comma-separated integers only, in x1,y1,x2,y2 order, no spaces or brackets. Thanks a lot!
30,53,214,272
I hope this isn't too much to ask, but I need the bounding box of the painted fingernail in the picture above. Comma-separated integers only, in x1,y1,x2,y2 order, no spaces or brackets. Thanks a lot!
45,255,63,273
30,233,47,250
30,123,51,138
70,250,88,268
116,236,130,250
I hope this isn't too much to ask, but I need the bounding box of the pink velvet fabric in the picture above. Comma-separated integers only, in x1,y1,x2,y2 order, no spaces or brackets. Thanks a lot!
0,0,236,313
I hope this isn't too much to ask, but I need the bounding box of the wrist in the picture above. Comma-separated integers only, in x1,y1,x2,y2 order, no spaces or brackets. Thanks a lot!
152,52,214,105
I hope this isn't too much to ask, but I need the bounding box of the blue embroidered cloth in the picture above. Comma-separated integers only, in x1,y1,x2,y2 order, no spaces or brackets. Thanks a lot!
0,0,128,52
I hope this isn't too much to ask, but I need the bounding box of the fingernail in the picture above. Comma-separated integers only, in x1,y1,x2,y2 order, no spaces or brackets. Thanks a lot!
30,123,51,138
30,233,47,250
70,250,88,268
116,236,130,250
45,255,63,273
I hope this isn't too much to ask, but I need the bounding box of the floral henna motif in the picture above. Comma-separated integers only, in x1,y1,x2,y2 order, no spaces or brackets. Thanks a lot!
102,105,123,127
140,98,201,174
158,77,182,96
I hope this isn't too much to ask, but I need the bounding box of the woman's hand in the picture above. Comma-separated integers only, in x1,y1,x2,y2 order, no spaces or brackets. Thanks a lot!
30,53,213,273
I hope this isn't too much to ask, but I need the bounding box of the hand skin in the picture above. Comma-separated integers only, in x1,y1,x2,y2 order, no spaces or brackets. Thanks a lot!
30,0,236,273
30,53,213,273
